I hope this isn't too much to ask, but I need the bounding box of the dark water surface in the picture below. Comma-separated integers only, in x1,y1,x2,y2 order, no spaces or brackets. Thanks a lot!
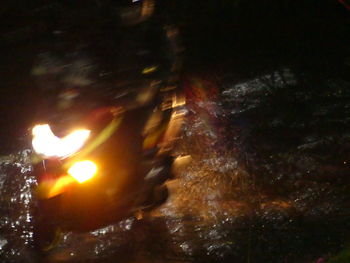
1,65,350,263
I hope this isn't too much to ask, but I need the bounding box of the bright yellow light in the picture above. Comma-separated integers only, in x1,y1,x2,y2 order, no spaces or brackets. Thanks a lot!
36,175,75,199
67,160,97,183
32,124,90,158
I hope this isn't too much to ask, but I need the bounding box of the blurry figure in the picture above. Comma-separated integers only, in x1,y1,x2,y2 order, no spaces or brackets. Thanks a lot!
29,0,185,252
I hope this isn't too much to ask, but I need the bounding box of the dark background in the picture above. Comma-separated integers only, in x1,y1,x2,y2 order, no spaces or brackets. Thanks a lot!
0,0,349,154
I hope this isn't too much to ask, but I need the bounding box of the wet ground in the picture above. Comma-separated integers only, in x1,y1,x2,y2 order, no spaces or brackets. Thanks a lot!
1,1,350,263
1,64,350,263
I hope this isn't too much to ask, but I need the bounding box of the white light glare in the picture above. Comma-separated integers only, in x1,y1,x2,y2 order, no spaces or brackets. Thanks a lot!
32,124,90,158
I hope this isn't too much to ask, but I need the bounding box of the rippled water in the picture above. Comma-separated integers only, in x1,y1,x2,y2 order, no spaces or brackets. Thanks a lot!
0,149,37,263
1,66,350,263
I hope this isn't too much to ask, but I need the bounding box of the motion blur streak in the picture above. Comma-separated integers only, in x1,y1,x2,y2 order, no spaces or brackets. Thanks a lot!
36,175,75,199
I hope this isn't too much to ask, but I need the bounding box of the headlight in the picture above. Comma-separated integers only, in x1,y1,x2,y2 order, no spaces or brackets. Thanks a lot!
36,160,98,199
68,160,98,183
32,124,90,158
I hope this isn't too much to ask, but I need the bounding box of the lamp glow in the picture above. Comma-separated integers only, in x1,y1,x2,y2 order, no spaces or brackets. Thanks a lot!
32,124,90,158
67,160,97,183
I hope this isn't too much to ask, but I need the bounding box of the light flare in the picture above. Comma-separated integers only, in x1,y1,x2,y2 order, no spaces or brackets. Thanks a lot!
68,160,98,183
36,175,75,199
32,124,90,158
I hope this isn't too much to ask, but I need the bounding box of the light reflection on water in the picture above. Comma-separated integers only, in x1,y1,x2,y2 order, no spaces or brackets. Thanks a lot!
0,149,37,262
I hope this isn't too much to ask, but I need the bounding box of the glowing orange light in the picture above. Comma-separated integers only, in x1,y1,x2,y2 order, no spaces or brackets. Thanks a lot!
37,175,75,199
68,160,98,183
